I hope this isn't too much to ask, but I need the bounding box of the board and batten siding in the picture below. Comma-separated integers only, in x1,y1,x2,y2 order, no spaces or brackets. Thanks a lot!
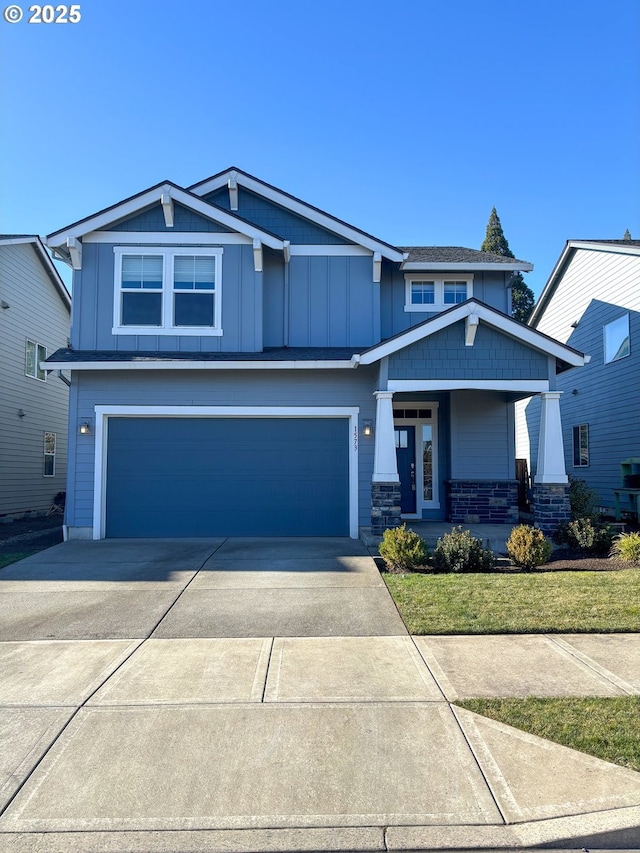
66,368,378,532
74,242,263,353
380,269,511,340
0,243,70,515
522,246,640,508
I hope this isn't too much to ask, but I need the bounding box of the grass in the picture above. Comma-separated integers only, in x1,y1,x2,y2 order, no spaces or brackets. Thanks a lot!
457,696,640,771
384,569,640,634
0,529,63,568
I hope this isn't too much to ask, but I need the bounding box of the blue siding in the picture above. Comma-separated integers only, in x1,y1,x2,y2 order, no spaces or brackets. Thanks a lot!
263,249,285,347
106,417,349,537
388,322,549,380
526,300,640,509
108,203,232,232
380,269,511,339
66,368,377,530
288,256,378,346
450,391,514,479
203,188,350,244
75,243,263,352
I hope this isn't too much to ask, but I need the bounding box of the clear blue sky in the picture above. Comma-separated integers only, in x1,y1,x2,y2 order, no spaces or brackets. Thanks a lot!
1,0,638,296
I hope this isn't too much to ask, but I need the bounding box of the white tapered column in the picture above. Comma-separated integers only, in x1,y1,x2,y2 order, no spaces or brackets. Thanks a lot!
372,391,399,482
535,391,568,484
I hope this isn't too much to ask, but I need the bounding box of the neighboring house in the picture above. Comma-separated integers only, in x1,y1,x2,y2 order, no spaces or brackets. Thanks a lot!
517,239,640,515
44,168,587,540
0,235,71,518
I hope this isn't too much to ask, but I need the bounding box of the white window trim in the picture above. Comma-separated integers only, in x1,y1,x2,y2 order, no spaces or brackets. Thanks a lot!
603,313,630,364
112,246,223,336
393,402,440,515
26,339,47,382
404,274,474,312
92,405,360,540
43,431,56,477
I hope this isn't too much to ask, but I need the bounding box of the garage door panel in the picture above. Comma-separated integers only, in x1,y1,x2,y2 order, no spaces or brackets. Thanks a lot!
105,418,349,537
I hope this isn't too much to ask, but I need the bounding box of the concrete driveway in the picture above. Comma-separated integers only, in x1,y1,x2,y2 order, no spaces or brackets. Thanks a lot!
0,538,638,852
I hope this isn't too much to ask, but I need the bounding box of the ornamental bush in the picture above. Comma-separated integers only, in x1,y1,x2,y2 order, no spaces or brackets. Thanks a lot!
432,526,496,573
379,524,428,572
506,525,552,571
567,518,615,554
610,531,640,564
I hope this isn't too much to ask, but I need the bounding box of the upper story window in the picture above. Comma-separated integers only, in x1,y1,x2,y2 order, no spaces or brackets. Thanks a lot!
604,313,630,363
113,247,223,336
26,340,47,381
405,275,473,312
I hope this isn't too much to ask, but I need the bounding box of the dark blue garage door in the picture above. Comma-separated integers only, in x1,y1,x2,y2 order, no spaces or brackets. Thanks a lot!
105,417,349,537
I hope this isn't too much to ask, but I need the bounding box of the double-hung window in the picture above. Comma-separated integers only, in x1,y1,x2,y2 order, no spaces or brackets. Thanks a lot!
405,275,473,312
114,247,223,335
604,313,630,363
572,424,589,467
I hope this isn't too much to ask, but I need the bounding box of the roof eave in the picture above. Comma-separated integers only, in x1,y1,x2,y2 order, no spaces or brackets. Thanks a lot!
401,262,534,272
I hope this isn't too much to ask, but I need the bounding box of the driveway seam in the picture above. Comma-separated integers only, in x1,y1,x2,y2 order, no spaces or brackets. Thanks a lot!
546,635,638,695
0,540,227,822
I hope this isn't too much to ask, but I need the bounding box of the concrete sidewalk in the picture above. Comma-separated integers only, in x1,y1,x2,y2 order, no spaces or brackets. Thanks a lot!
0,538,638,852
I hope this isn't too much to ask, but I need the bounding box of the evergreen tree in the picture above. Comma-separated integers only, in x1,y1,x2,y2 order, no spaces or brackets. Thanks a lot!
481,207,535,322
623,228,632,240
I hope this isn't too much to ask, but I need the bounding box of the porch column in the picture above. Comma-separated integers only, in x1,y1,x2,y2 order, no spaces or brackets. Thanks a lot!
372,391,399,482
535,392,568,484
533,391,570,534
371,391,401,536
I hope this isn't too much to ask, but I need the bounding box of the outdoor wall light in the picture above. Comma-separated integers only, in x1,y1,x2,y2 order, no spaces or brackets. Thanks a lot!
362,419,374,437
79,420,92,435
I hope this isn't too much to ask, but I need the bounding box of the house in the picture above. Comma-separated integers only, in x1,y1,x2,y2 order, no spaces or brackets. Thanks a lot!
517,239,640,516
44,168,587,540
0,235,71,518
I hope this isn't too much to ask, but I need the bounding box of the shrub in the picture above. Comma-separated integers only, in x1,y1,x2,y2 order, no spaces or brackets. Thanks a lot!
432,526,496,573
568,475,600,521
565,518,615,555
610,532,640,564
506,525,552,571
379,523,428,572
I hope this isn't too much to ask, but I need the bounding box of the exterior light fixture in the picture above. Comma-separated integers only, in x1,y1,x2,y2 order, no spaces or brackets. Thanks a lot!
363,419,373,437
79,421,91,435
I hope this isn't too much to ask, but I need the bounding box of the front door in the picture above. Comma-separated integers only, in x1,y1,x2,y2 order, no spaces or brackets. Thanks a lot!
395,426,416,513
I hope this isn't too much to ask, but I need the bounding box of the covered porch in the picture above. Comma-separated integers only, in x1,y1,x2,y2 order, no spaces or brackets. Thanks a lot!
354,300,589,536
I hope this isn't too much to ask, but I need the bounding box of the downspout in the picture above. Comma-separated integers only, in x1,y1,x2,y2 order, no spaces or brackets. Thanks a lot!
283,243,290,347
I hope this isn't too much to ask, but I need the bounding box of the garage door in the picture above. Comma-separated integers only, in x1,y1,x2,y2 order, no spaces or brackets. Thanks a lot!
105,417,349,537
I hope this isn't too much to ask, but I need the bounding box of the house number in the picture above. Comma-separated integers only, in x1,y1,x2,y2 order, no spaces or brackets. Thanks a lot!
353,426,358,452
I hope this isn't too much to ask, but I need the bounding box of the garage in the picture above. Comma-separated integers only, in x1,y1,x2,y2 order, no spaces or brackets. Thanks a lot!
104,416,350,537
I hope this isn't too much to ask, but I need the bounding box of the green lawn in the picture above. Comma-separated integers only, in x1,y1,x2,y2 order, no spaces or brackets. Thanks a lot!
384,569,640,634
457,697,640,771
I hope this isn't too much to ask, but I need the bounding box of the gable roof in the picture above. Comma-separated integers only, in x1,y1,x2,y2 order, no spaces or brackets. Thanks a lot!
530,239,640,327
188,167,405,262
400,246,533,271
357,298,587,370
0,235,70,310
46,181,287,265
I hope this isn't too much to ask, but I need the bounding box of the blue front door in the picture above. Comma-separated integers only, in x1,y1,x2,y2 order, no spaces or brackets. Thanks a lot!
395,426,416,513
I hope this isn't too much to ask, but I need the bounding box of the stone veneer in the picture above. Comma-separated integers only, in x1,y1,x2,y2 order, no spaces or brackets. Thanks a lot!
371,483,401,536
447,480,519,525
532,483,571,535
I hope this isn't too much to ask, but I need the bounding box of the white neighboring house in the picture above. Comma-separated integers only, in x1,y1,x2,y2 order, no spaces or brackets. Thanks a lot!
516,239,640,512
0,235,71,518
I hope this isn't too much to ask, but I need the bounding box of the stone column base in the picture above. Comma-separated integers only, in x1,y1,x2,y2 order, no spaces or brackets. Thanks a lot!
532,483,571,536
371,482,401,536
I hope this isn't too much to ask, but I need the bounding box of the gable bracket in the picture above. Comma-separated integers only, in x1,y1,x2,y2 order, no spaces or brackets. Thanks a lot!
67,237,82,270
283,240,291,264
253,239,263,273
373,252,382,283
465,313,479,346
228,172,239,210
161,193,174,227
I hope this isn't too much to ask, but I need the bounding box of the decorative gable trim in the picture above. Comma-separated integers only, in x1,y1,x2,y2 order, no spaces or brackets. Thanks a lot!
46,182,286,267
357,299,588,368
189,167,405,263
